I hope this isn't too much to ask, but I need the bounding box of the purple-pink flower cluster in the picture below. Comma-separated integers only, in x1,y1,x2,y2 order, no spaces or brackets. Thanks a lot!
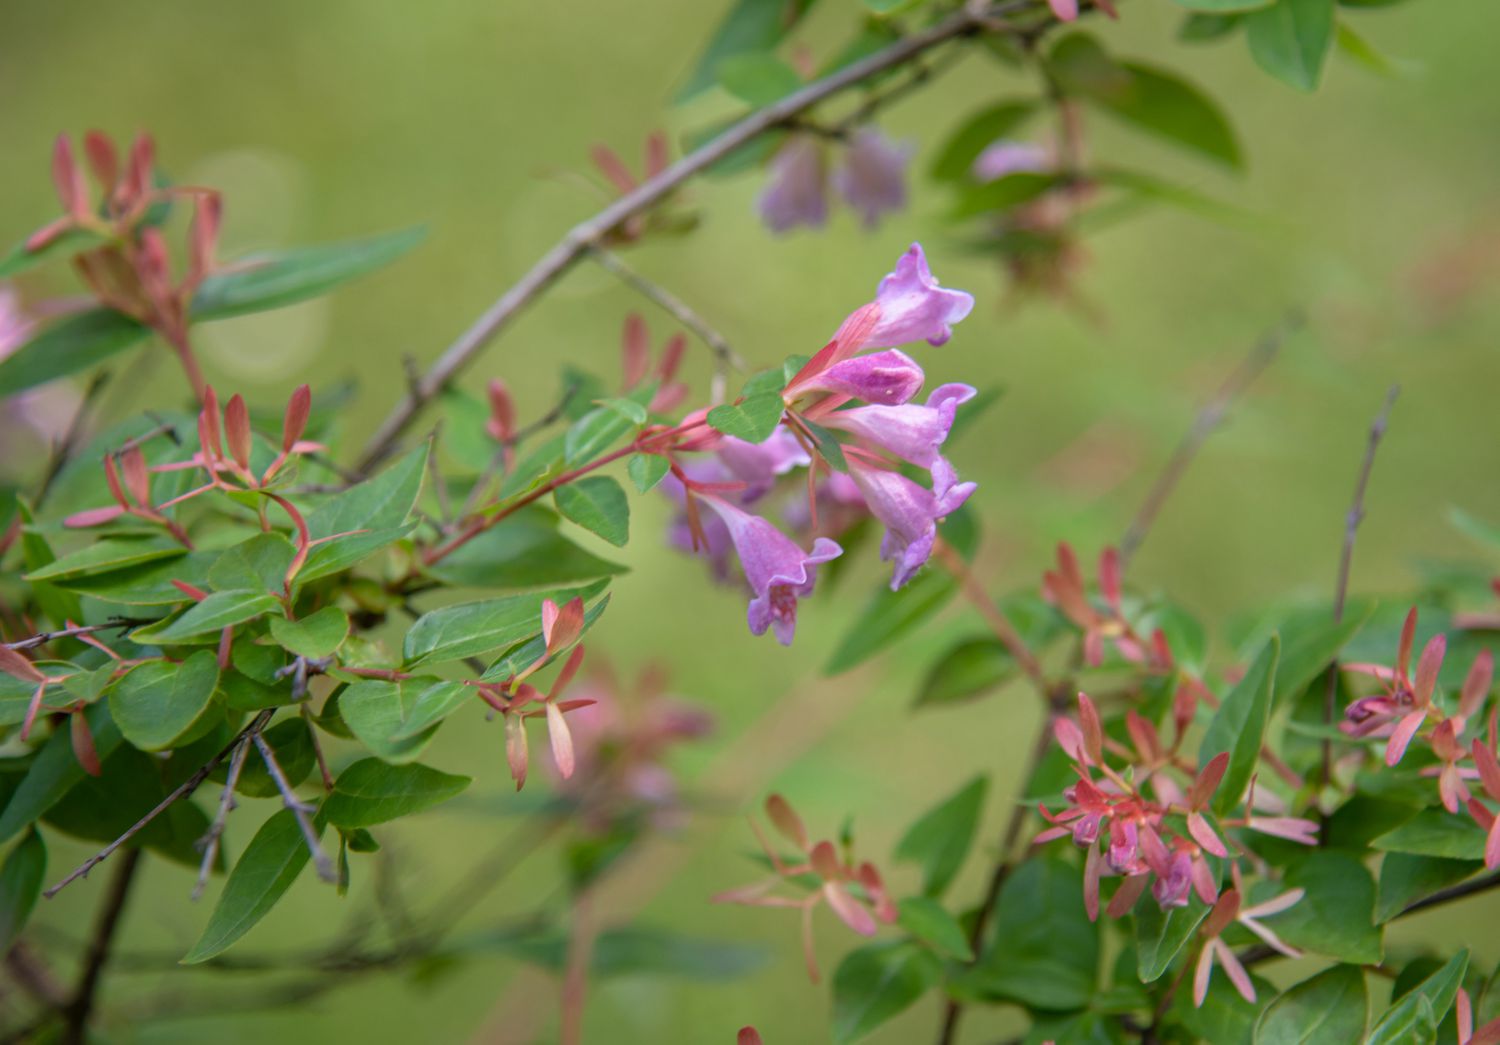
758,129,913,234
663,244,977,644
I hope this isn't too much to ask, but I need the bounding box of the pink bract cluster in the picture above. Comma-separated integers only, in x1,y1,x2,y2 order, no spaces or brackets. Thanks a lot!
662,244,976,644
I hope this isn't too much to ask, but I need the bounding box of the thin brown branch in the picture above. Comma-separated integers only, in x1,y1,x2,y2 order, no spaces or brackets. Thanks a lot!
589,245,746,405
932,537,1049,697
252,731,336,884
193,735,252,902
61,847,142,1044
3,617,153,654
1118,312,1300,571
45,710,274,898
1320,384,1400,794
352,0,1034,476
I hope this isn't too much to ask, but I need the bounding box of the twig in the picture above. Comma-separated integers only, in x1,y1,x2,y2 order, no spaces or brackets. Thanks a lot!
352,0,1035,476
931,537,1049,696
588,245,746,405
1320,385,1400,794
34,370,111,510
45,710,274,898
458,381,582,522
193,736,252,902
1118,312,1300,571
3,618,153,654
61,847,142,1044
252,731,336,883
559,891,597,1045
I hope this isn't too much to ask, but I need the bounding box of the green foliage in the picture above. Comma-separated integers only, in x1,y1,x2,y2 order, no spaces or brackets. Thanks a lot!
1366,950,1467,1044
1254,964,1368,1043
0,830,46,952
677,0,820,101
896,896,973,960
893,775,987,898
1245,0,1337,91
554,476,631,547
831,940,943,1044
705,369,786,443
321,759,470,827
423,508,625,591
930,101,1038,182
108,652,220,751
1267,850,1382,963
1200,636,1280,816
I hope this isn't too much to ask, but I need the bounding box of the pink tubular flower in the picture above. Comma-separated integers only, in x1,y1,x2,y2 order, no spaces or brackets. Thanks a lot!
972,140,1051,182
865,243,975,350
847,456,975,589
788,348,926,407
715,429,812,502
698,494,842,645
758,137,828,234
831,129,912,229
814,383,976,495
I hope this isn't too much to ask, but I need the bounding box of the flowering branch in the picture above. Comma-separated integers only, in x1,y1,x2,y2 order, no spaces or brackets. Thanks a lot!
352,0,1040,476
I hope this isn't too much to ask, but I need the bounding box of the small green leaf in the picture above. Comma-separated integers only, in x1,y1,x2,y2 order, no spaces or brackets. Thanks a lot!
1253,963,1367,1044
1200,636,1280,816
269,607,350,660
49,551,216,606
914,638,1015,708
0,703,124,843
25,536,186,582
1371,809,1490,860
339,678,470,762
299,523,417,584
306,443,428,541
627,453,670,493
1375,853,1480,924
402,583,606,667
1334,21,1412,77
894,776,987,898
1134,893,1211,983
676,0,820,102
0,829,47,951
930,101,1038,182
950,173,1066,219
481,594,611,682
1245,0,1337,91
191,227,424,320
717,53,802,106
562,386,654,466
1366,950,1467,1045
596,397,649,426
705,392,784,444
183,808,323,963
1264,849,1382,964
135,590,281,644
1179,12,1244,41
1272,604,1373,708
896,896,973,960
831,940,943,1044
555,476,630,547
108,651,221,751
0,308,150,395
424,508,625,592
321,758,470,828
207,533,297,593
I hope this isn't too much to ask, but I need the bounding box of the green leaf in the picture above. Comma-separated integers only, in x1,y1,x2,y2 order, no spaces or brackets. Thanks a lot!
306,443,428,541
0,829,47,951
0,226,103,279
1372,809,1490,860
915,638,1015,708
896,896,973,960
424,508,625,592
1375,853,1480,924
627,453,670,493
108,651,220,751
894,776,987,898
134,590,281,644
1334,21,1412,78
49,551,216,606
321,758,470,828
1134,893,1211,983
1049,33,1243,168
1265,849,1382,963
482,594,611,682
1245,0,1337,92
717,53,802,106
951,173,1067,219
831,940,943,1044
299,523,417,585
676,0,819,102
1179,12,1244,41
555,477,630,547
182,808,323,963
1200,636,1279,816
25,536,186,582
235,718,316,798
596,397,649,426
0,703,123,843
207,533,296,593
1253,964,1367,1043
705,392,784,444
339,678,470,762
269,607,350,660
0,308,150,394
1366,950,1467,1045
191,227,424,320
13,499,82,628
562,385,653,467
930,101,1037,182
403,583,606,667
1272,605,1373,707
958,855,1099,1010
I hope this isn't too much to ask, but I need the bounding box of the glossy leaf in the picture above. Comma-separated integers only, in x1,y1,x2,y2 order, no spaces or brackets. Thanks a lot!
481,593,611,681
1266,849,1382,963
0,703,123,843
1375,853,1480,924
191,227,425,320
677,0,819,102
305,443,428,541
1271,604,1373,708
1366,950,1467,1045
269,606,350,659
183,808,323,963
1253,963,1367,1044
555,476,630,547
0,308,150,395
1372,809,1490,860
1200,636,1280,816
831,940,943,1044
1245,0,1337,92
108,651,220,751
0,829,46,951
893,775,987,898
339,678,470,763
299,523,417,585
897,896,973,960
321,758,470,828
914,638,1015,709
706,392,784,445
25,536,186,582
1134,892,1211,983
207,533,296,593
134,590,281,644
403,583,606,667
627,453,670,493
424,509,625,592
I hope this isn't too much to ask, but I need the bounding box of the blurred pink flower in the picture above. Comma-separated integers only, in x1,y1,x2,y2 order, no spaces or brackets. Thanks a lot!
832,129,912,229
971,140,1050,182
758,137,828,234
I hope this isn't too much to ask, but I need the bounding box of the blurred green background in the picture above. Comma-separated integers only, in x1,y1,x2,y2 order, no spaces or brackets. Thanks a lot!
3,0,1500,1042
